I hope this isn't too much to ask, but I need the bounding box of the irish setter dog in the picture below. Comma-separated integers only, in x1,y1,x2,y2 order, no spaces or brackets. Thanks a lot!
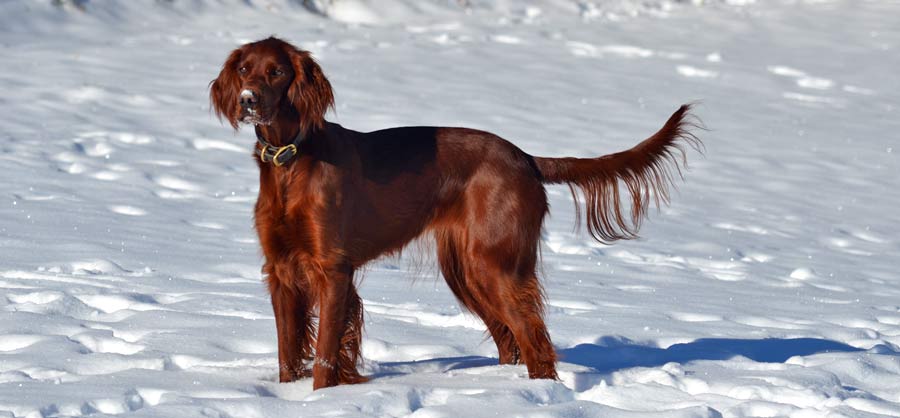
210,37,700,390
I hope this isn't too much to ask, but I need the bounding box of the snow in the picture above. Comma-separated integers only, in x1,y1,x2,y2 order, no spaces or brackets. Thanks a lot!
2,1,899,417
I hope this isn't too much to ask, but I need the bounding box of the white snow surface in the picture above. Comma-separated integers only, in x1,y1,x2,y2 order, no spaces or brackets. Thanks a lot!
2,1,900,417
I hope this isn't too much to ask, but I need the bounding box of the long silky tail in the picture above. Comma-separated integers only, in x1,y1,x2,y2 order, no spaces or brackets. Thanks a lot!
533,104,703,243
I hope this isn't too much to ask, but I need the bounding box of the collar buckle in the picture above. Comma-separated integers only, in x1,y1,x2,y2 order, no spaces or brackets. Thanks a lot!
256,131,303,167
259,145,273,163
272,144,298,167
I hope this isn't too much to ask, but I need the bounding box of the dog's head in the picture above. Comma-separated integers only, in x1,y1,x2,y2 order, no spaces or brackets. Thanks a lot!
209,37,333,133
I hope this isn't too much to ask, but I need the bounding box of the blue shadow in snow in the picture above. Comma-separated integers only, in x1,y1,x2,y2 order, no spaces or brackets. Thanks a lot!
369,337,869,388
560,337,864,374
374,338,865,377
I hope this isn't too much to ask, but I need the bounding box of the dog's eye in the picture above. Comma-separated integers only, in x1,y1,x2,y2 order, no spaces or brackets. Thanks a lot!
271,69,284,77
238,67,248,74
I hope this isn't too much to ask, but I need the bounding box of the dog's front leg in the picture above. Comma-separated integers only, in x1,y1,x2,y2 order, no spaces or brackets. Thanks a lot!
268,263,315,383
311,262,353,389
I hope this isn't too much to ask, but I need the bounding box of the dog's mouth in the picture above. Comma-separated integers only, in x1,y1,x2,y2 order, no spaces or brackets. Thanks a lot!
240,108,273,126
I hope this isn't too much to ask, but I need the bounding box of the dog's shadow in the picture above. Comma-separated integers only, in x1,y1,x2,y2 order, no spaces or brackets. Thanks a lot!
560,336,864,373
372,337,866,388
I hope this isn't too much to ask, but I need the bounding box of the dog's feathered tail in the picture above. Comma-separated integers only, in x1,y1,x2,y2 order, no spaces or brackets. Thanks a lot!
534,104,702,243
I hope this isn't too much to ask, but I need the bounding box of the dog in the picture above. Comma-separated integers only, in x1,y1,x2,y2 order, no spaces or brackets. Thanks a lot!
210,36,700,390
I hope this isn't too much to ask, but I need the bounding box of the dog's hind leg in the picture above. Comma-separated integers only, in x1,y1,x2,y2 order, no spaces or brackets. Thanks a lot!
436,227,521,365
456,168,557,379
496,272,557,379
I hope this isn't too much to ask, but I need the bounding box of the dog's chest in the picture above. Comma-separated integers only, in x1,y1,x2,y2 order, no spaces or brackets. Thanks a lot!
254,168,338,260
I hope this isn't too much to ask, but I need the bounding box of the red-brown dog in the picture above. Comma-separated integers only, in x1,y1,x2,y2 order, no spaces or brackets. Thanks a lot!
210,36,700,390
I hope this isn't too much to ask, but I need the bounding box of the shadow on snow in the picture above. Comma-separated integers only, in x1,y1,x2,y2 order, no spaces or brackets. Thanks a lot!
559,337,863,374
372,337,865,384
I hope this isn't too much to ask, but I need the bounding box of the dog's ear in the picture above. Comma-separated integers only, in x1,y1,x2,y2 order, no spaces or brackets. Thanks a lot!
286,46,334,134
209,48,243,130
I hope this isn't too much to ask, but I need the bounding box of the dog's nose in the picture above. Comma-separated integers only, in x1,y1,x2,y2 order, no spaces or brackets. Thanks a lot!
240,89,258,108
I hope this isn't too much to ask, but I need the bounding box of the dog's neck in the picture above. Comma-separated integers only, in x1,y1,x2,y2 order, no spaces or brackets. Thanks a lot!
254,107,305,147
255,123,301,148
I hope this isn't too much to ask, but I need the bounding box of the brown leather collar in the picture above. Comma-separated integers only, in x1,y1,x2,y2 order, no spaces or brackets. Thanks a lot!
255,131,303,167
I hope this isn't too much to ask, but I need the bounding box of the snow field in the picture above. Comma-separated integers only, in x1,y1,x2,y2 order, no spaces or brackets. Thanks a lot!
1,1,899,417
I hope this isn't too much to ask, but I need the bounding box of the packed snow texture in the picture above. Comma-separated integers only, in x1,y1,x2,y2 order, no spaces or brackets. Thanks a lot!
1,1,899,417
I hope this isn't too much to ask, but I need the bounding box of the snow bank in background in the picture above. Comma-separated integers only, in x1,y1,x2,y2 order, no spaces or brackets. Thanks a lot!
1,0,899,417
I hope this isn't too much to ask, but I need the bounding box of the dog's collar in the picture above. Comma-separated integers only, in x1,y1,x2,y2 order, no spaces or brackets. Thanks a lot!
255,130,303,167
